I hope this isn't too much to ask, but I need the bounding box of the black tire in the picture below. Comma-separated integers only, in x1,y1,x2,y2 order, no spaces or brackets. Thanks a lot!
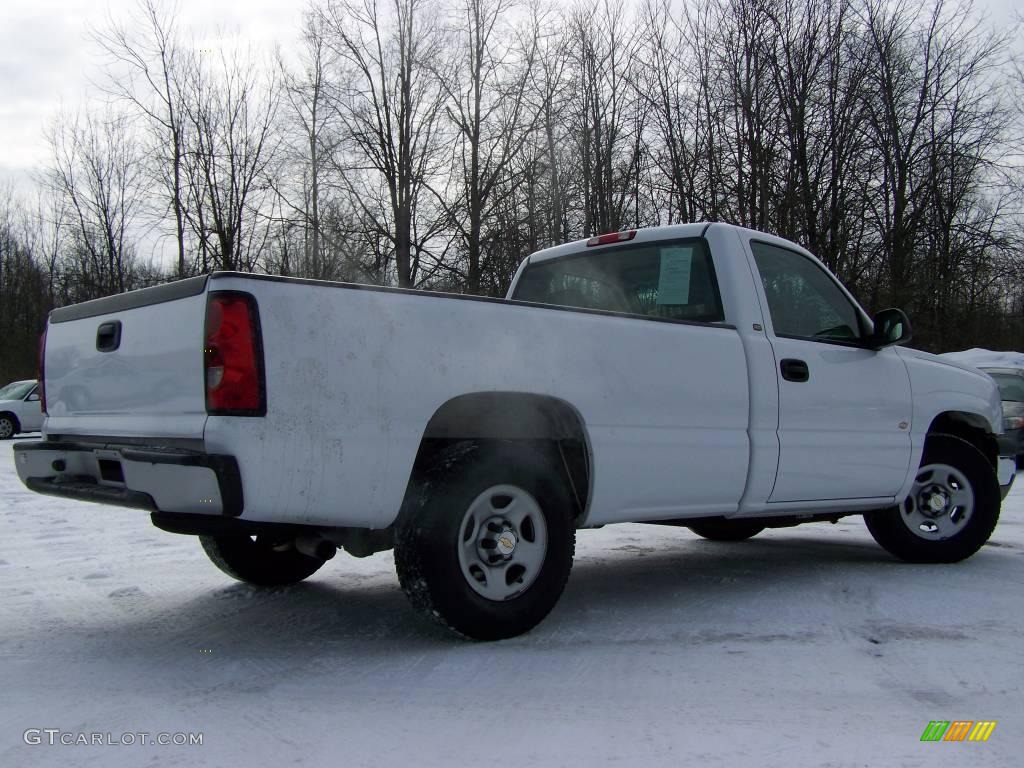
0,414,18,440
199,534,325,586
864,434,1000,563
394,441,576,641
687,519,765,541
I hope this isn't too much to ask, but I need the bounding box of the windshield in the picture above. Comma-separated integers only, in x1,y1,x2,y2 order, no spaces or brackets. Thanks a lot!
989,373,1024,403
512,238,724,323
0,380,36,400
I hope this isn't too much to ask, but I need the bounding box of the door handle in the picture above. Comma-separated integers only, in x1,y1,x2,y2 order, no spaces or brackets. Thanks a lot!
96,321,122,352
780,358,809,382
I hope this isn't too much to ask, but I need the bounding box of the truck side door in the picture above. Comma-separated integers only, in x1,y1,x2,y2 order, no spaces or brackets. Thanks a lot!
747,239,913,502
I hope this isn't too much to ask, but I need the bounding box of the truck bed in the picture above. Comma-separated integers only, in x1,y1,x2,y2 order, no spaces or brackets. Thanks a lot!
36,271,751,528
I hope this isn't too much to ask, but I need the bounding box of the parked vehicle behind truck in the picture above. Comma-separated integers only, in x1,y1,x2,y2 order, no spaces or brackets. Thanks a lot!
0,379,43,439
976,368,1024,465
938,350,1024,467
13,223,1016,639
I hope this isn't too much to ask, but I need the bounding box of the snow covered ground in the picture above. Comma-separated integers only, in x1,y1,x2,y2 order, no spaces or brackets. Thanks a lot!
1,439,1021,768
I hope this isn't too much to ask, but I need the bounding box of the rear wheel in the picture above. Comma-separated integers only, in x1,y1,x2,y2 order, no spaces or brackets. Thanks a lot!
0,414,17,440
687,519,765,541
864,434,999,563
199,534,325,586
394,441,575,640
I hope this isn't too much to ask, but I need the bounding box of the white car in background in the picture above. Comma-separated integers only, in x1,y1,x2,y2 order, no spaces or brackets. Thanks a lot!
0,380,43,439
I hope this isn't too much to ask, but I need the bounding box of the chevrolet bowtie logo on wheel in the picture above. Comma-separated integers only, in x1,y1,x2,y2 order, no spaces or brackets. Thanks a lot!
920,721,997,742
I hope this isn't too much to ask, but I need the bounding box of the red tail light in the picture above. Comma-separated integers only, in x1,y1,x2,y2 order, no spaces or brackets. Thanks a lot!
38,328,48,414
586,230,637,247
204,292,265,415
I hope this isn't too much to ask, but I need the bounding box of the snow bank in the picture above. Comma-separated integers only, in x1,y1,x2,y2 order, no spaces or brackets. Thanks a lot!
938,347,1024,370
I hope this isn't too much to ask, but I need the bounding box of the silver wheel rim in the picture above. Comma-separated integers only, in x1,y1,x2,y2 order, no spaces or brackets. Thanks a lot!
0,418,12,439
457,484,548,602
901,463,974,540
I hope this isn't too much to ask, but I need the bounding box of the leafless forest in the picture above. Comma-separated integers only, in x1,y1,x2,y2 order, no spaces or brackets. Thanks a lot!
2,0,1024,378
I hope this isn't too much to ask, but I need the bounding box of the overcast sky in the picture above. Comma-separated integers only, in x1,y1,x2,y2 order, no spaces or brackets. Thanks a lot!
0,0,303,189
0,0,1019,193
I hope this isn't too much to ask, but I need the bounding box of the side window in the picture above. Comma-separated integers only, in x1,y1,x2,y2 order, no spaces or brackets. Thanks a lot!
751,241,864,342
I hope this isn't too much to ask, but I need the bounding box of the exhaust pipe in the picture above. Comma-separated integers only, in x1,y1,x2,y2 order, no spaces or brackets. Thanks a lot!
294,534,337,561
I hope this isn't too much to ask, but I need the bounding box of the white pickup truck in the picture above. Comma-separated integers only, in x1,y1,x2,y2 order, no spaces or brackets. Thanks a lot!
13,223,1016,639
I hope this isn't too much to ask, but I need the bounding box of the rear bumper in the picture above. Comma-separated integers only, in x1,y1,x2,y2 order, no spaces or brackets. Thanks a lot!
998,456,1016,500
12,440,243,516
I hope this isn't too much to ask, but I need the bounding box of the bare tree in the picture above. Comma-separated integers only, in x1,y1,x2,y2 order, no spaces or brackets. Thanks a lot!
273,12,345,279
754,0,878,287
524,4,573,246
0,185,52,379
859,0,1010,326
566,0,647,235
92,0,189,277
321,0,450,287
436,0,540,293
45,110,146,299
179,46,281,272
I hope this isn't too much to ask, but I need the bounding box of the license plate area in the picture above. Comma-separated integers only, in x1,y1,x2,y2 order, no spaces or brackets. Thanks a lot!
94,449,125,485
98,458,125,484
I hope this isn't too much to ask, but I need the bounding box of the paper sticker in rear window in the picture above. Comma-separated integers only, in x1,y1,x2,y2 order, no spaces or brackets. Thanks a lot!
657,246,693,305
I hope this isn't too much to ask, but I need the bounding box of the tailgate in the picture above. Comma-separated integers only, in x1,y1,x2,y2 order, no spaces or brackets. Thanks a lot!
43,276,209,440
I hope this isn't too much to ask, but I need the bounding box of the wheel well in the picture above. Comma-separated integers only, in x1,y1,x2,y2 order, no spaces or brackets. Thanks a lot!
0,411,20,433
411,393,591,519
927,412,997,468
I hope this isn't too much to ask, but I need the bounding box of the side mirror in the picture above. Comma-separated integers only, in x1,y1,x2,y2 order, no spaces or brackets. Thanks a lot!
867,308,912,350
27,393,40,402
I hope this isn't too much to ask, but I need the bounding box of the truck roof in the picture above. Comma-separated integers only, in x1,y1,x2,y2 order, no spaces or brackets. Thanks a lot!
526,223,713,264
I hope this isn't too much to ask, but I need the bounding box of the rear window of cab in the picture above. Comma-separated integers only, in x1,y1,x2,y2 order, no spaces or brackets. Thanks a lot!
512,238,724,324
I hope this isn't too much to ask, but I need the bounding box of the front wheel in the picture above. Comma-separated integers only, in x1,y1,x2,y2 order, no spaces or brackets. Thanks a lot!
864,434,1000,563
0,414,17,440
199,534,326,586
394,441,576,640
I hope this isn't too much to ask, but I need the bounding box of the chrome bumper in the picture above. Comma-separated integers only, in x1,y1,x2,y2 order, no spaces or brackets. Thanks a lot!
13,440,243,516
